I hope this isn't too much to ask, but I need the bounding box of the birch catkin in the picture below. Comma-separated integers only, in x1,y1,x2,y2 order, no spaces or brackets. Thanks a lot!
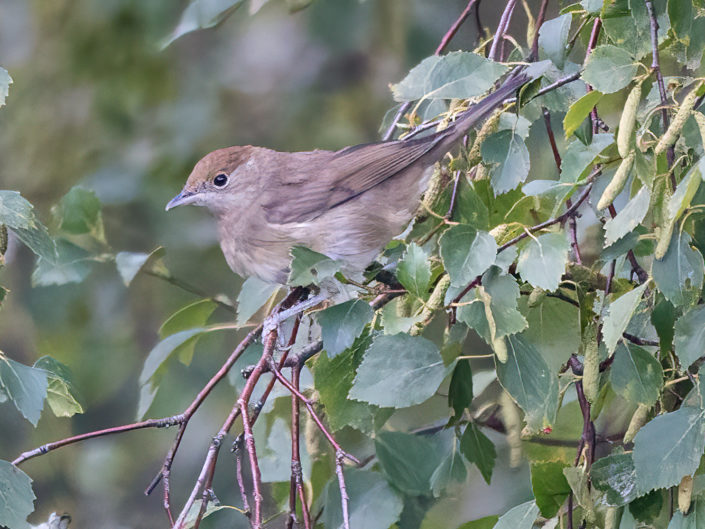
654,82,702,156
617,83,641,158
597,151,635,210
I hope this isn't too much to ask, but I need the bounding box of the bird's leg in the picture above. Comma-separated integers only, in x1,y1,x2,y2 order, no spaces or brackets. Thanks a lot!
263,292,328,335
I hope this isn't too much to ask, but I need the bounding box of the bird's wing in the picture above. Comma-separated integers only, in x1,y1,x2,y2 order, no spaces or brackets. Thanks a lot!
263,135,444,224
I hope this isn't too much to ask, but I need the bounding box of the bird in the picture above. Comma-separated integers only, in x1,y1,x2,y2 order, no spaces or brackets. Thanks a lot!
166,68,529,285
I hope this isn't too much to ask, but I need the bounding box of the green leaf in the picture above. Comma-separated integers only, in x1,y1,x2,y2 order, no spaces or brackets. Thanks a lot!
159,299,217,365
322,469,403,529
581,0,603,13
538,14,572,69
492,500,539,529
653,231,704,307
349,333,445,408
602,283,648,355
459,423,496,484
674,305,705,369
236,276,279,325
519,295,581,372
668,0,692,41
318,299,373,358
604,187,650,246
0,353,48,426
34,356,84,418
440,225,497,287
456,516,499,529
564,91,604,139
668,159,704,222
115,247,167,286
390,52,507,102
591,452,637,506
582,45,638,93
516,233,570,291
609,342,663,406
448,359,473,421
0,460,35,529
288,246,341,287
496,335,559,432
31,240,96,287
314,333,384,434
482,130,531,195
530,461,571,518
51,187,105,242
0,191,56,262
430,436,467,497
375,431,444,495
396,243,431,298
0,67,11,108
456,268,527,342
560,134,614,184
254,416,310,483
633,406,705,494
668,498,705,529
163,0,245,47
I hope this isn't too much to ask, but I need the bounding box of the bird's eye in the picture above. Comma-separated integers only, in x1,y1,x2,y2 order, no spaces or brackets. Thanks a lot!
213,174,228,187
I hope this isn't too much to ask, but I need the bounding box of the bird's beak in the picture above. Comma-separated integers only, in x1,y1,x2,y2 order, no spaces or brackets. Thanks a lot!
165,190,197,211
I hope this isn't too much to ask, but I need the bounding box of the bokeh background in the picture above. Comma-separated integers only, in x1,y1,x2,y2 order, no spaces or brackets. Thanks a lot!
0,1,558,527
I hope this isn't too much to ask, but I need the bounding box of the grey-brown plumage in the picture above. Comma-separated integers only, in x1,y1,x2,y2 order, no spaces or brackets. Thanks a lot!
166,70,528,284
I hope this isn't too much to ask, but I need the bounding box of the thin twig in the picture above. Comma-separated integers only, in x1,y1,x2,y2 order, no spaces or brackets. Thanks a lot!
528,0,550,61
382,0,480,141
336,451,352,529
488,0,517,61
287,363,311,529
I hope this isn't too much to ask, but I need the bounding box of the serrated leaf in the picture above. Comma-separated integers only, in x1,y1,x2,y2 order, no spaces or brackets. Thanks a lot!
496,334,559,432
564,91,604,139
560,134,614,184
391,52,507,102
396,243,431,298
456,268,527,342
440,225,497,287
530,461,571,517
51,187,105,242
253,416,311,483
668,0,692,41
34,356,84,418
236,276,279,325
0,191,56,262
459,423,496,484
288,246,341,287
516,232,570,291
163,0,245,47
582,45,638,93
674,305,705,369
633,406,705,494
492,500,539,529
482,130,531,195
604,186,650,245
0,459,35,529
32,240,96,287
653,231,704,307
115,247,167,286
668,159,704,222
602,283,648,355
609,342,663,406
0,353,48,426
318,299,373,358
430,435,467,497
349,333,445,408
322,469,403,529
315,333,385,433
538,14,572,69
591,452,637,506
448,359,473,420
159,299,217,365
375,431,444,495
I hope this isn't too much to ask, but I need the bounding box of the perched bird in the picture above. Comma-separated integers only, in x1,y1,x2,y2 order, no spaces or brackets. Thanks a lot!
166,69,528,284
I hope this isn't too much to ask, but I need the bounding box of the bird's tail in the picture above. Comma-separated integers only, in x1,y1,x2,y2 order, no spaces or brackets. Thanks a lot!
445,66,529,141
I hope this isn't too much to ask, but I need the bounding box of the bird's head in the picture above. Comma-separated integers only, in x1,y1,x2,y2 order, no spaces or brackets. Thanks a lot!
166,146,256,215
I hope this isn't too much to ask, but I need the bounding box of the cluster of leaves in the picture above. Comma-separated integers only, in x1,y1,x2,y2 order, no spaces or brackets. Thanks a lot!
4,0,705,528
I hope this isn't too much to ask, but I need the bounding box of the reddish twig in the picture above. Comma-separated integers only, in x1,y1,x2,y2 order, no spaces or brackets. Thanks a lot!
383,0,481,141
488,0,517,61
286,363,311,529
528,0,550,61
336,451,352,529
